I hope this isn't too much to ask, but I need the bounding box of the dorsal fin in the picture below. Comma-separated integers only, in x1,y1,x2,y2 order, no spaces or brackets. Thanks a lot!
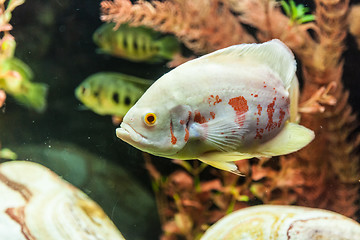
196,39,296,90
95,72,154,87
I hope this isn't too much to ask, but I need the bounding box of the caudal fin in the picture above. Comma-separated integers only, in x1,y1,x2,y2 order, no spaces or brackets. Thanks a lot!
157,35,180,60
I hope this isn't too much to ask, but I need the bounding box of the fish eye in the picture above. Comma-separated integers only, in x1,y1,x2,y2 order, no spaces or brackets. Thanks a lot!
144,113,157,126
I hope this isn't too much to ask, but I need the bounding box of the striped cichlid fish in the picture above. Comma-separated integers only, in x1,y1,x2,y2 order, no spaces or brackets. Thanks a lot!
93,23,180,63
75,72,154,120
116,40,315,175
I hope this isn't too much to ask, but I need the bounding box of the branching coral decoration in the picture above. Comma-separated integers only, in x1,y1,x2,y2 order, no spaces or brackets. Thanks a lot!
145,155,253,240
349,4,360,49
101,0,360,238
291,0,359,218
100,0,255,54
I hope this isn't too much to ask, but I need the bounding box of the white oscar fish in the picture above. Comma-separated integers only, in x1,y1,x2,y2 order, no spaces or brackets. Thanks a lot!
116,39,314,175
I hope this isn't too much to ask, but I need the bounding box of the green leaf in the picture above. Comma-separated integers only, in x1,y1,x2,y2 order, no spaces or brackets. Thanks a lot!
289,0,298,20
226,199,236,214
280,0,315,25
298,14,316,24
296,4,305,18
281,0,291,17
172,159,193,172
151,180,160,192
237,195,250,202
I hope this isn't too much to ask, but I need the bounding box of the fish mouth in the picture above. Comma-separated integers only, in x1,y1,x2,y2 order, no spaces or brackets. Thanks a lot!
116,122,144,143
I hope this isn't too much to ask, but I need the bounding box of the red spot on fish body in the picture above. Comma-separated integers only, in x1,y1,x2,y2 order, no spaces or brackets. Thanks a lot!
278,108,285,127
207,95,222,106
210,111,216,119
187,111,192,122
180,120,185,125
257,104,262,116
215,95,222,105
184,128,189,142
194,111,207,124
265,97,277,131
255,128,264,139
170,124,177,144
228,96,249,127
254,94,258,97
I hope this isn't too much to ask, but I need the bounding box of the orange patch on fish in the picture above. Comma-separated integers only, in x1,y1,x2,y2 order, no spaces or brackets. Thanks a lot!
184,128,189,142
255,128,264,139
207,95,222,106
210,111,216,119
170,123,177,144
278,108,285,127
265,97,277,131
194,111,207,124
228,96,248,127
257,104,262,116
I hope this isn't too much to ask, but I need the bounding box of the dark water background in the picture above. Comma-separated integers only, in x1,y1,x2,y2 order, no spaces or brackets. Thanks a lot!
0,0,360,239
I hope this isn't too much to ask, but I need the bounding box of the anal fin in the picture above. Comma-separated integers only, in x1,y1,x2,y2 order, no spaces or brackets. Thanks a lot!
199,158,245,176
199,152,253,176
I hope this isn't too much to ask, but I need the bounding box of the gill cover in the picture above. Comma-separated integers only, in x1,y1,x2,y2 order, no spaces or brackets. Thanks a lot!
169,105,192,149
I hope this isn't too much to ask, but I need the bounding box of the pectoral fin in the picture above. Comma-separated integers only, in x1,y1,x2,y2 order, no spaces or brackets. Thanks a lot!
256,122,314,156
169,105,192,147
191,116,248,152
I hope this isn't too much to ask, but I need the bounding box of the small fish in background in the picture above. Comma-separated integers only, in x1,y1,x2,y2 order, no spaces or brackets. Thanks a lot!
93,23,181,63
75,72,154,124
116,39,315,175
0,57,48,112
